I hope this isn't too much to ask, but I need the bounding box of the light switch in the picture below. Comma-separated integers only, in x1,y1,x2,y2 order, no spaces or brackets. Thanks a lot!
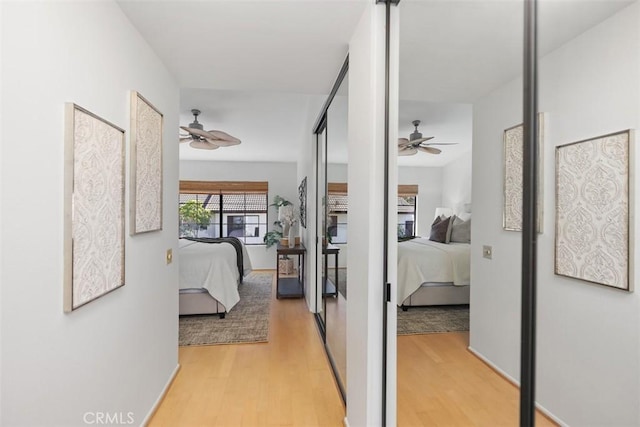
166,249,173,264
482,245,492,259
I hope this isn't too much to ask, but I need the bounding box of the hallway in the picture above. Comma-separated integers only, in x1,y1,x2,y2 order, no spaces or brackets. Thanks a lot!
150,272,345,426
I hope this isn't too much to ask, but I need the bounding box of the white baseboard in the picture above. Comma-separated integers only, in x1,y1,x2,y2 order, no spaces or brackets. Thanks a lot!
343,416,350,427
467,346,568,427
141,364,181,426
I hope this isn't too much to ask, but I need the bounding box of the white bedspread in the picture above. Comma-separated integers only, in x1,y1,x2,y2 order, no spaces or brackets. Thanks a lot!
397,238,470,305
178,239,252,311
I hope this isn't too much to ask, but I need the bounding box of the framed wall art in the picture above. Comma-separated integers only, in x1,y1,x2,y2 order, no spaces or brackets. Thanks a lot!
299,176,307,228
555,129,634,291
130,91,163,234
64,104,126,312
503,113,545,232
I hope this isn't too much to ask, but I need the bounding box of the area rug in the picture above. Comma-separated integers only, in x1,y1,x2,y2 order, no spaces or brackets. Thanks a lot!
179,272,273,346
324,271,468,335
397,305,469,335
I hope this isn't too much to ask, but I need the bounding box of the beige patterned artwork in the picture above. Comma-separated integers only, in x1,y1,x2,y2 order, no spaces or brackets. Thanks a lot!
64,104,125,312
503,113,544,232
555,130,633,291
130,91,163,234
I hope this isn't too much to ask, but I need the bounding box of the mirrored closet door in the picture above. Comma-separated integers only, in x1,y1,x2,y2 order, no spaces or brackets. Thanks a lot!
534,1,640,425
391,0,640,425
316,126,328,330
325,73,348,393
314,58,349,401
395,1,524,424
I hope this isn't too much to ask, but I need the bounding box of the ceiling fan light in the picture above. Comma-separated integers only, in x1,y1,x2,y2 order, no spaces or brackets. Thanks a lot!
189,121,204,130
188,109,204,130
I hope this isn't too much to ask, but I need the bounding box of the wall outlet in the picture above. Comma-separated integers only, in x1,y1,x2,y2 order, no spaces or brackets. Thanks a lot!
166,249,173,265
482,245,492,259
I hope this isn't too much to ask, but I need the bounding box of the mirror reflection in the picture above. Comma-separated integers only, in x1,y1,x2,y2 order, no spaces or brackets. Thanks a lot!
395,1,637,425
325,73,348,392
534,1,639,425
396,1,521,424
317,71,349,397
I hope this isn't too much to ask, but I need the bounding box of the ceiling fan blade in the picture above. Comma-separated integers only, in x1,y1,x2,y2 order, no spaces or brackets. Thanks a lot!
189,140,220,150
204,138,234,147
398,147,418,156
418,146,441,155
410,136,435,144
207,130,241,146
179,137,192,143
398,138,412,147
182,126,213,140
423,142,458,146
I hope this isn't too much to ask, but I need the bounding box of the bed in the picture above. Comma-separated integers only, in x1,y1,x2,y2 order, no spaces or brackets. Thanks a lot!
179,237,252,317
397,237,470,309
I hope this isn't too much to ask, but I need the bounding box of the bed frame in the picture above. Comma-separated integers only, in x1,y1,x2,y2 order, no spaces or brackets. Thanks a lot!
179,288,227,318
400,283,470,310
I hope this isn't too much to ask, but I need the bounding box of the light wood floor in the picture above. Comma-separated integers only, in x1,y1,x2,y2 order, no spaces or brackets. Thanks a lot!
149,272,345,427
398,332,556,427
151,271,556,426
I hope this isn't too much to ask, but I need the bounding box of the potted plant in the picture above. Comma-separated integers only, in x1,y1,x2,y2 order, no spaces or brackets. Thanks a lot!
179,200,211,237
264,195,295,273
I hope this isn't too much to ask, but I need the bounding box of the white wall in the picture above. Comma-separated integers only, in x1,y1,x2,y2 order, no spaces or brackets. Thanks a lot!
470,4,640,425
398,166,442,235
180,160,298,269
0,2,4,422
296,95,325,310
0,2,4,420
1,2,179,425
346,3,390,425
441,151,472,215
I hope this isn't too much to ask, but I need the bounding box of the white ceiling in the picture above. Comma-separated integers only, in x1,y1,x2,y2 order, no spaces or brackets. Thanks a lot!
399,0,634,103
117,0,366,94
118,0,634,166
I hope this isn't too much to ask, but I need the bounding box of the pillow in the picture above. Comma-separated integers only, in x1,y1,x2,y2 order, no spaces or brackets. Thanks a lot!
450,216,471,243
429,215,452,243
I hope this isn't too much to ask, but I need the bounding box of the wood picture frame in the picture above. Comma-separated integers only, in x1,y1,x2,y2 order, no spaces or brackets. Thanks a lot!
503,112,545,232
64,104,126,312
555,129,634,291
130,91,163,234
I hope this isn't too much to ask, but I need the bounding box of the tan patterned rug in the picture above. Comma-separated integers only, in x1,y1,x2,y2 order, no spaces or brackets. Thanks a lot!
334,271,468,335
179,272,273,346
397,305,469,335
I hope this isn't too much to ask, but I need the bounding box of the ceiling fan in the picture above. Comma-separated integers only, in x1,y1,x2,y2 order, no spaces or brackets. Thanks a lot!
398,120,457,156
179,109,241,150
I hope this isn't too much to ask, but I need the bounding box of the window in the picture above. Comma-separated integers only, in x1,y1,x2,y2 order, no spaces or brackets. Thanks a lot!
397,195,417,238
179,181,268,244
327,183,418,243
327,183,348,244
398,185,418,238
